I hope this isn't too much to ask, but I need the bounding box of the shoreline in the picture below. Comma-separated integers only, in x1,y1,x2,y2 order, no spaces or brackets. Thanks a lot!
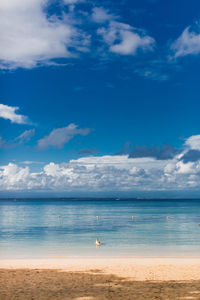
1,257,200,281
2,257,200,299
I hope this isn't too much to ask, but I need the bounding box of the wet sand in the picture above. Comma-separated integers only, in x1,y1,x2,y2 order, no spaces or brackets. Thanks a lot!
1,258,200,299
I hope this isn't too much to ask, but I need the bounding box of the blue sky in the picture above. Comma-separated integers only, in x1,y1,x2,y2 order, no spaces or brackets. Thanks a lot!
1,0,200,196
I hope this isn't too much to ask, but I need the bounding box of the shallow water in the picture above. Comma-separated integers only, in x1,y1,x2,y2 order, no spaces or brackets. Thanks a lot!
1,198,200,258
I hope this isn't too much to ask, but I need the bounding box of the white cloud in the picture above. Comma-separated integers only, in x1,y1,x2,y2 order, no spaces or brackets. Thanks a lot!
98,21,155,55
171,25,200,58
37,123,90,150
2,145,200,192
0,163,30,190
2,135,200,192
0,104,29,124
0,0,89,69
1,153,200,192
184,135,200,150
0,156,162,191
91,7,115,23
0,2,156,68
176,161,198,174
110,29,154,55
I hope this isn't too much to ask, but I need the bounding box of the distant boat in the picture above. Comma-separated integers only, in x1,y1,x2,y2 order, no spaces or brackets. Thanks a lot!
116,198,120,201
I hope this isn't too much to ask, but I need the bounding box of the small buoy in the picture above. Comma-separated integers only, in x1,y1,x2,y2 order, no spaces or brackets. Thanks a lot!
96,238,101,246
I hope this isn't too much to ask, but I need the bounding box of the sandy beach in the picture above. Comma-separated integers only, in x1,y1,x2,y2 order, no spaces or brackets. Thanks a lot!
1,257,200,299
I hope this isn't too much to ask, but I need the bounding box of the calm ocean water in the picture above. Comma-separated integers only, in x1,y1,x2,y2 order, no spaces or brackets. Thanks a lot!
1,198,200,258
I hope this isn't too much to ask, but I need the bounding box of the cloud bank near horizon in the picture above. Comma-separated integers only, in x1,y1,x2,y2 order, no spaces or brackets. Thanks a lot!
2,134,200,193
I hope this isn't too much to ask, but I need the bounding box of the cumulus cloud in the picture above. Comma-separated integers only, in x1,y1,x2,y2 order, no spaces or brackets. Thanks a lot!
1,152,200,192
0,0,89,69
177,135,200,163
0,104,29,124
171,24,200,58
3,134,200,193
184,135,200,150
0,163,30,190
0,156,164,192
97,20,155,55
181,150,200,163
37,123,90,150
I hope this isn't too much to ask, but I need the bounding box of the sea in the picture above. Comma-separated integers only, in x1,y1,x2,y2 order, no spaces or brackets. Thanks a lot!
1,198,200,258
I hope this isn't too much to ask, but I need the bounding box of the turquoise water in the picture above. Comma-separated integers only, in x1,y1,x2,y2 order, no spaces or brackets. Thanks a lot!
1,198,200,258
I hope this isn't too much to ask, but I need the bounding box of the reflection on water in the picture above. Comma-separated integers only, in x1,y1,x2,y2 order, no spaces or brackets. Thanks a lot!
0,199,200,258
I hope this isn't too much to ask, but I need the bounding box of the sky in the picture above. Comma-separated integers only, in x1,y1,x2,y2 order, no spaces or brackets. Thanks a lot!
1,0,200,197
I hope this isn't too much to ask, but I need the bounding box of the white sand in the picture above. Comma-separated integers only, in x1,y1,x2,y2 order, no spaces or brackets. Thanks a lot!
1,257,200,280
